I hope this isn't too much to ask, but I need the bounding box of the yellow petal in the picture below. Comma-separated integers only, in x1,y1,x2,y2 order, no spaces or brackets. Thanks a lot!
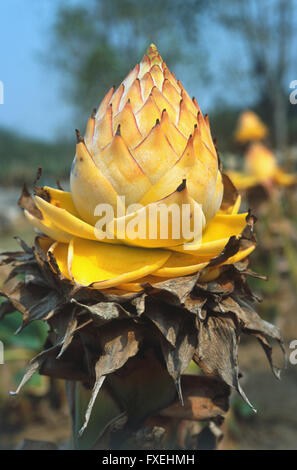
177,99,197,138
163,66,180,93
154,252,208,277
132,120,179,184
114,282,145,292
97,134,152,206
223,244,255,265
201,212,247,243
43,186,79,216
24,209,72,243
70,139,125,225
171,237,229,257
196,112,217,160
199,267,222,283
120,64,140,102
68,238,170,289
112,99,143,148
162,78,181,113
110,84,124,114
37,236,54,253
180,86,198,117
120,77,143,113
109,182,205,248
199,244,256,283
140,132,218,220
135,94,161,137
139,72,155,102
203,171,224,222
159,109,187,156
96,86,114,120
49,242,71,278
93,102,113,149
84,115,95,148
149,64,164,90
34,195,112,242
138,54,151,79
171,212,247,256
192,124,217,176
151,86,177,123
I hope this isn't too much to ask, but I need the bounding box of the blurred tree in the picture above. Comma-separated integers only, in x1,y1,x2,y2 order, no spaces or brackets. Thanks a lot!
212,0,297,153
50,0,207,128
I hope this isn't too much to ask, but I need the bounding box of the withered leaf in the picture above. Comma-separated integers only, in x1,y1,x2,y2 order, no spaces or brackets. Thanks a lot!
161,317,198,404
0,208,286,440
143,274,199,306
233,297,281,340
183,295,207,316
145,298,184,347
10,343,59,395
159,374,230,421
131,294,146,316
4,281,64,331
208,236,240,268
106,350,177,429
18,184,42,219
195,315,255,411
220,173,238,212
70,298,129,325
79,322,142,435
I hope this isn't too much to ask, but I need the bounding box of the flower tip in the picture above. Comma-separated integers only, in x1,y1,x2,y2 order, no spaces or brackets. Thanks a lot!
33,166,42,186
115,124,121,136
176,178,187,192
149,43,157,51
75,129,84,143
146,43,162,60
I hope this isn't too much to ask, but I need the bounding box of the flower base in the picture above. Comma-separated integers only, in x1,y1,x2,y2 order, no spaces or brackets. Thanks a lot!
0,233,284,449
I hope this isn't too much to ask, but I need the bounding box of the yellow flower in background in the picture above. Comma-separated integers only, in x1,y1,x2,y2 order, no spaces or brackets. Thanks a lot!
22,44,254,291
234,110,268,143
227,142,297,191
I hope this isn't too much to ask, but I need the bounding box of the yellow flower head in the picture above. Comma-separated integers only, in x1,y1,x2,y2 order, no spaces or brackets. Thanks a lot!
245,142,277,181
227,142,297,191
234,110,268,143
24,45,253,291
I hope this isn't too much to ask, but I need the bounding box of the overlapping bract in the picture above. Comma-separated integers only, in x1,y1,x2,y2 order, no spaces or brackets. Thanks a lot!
22,44,255,290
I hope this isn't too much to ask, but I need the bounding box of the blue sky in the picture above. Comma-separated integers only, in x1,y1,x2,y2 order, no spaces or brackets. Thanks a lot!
1,1,292,142
0,1,74,141
0,0,244,142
